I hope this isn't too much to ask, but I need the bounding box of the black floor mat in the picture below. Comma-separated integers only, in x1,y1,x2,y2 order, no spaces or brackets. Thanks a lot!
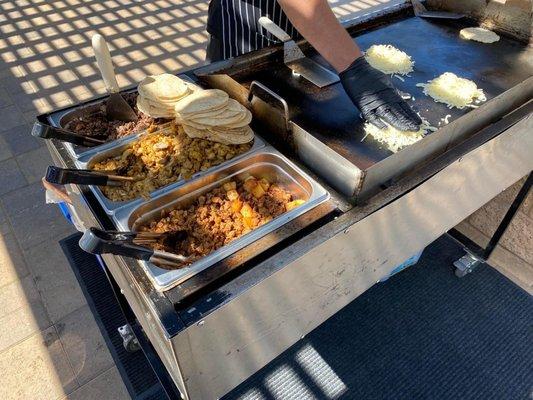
60,234,167,400
61,234,533,400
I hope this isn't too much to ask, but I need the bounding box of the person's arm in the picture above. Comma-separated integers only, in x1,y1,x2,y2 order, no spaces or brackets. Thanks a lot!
277,0,421,131
277,0,361,72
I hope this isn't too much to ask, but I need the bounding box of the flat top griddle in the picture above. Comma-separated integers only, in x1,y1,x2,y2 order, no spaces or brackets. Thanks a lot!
233,17,532,170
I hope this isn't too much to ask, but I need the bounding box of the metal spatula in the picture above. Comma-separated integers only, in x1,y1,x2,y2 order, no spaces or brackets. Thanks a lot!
258,17,339,88
411,0,465,19
92,34,137,122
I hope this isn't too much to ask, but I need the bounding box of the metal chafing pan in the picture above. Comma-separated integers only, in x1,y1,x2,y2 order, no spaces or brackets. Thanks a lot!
74,128,266,215
45,91,170,160
112,147,329,291
46,75,197,160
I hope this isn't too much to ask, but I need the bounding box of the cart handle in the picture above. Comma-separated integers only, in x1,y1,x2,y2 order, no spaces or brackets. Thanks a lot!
248,81,291,133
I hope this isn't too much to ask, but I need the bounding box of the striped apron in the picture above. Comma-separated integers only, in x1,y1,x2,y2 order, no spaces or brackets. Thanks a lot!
207,0,299,61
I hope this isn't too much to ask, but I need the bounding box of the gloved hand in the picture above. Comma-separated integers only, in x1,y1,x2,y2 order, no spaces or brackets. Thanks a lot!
339,57,422,131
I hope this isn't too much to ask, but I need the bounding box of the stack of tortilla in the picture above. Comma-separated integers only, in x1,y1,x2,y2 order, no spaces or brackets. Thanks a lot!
137,74,192,118
175,89,254,145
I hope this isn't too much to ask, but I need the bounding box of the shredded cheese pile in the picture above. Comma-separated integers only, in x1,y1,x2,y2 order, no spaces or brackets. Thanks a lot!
363,119,436,153
365,44,414,76
417,72,486,109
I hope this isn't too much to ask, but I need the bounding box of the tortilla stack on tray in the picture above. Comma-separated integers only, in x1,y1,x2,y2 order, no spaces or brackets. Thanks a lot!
137,73,193,119
175,89,254,145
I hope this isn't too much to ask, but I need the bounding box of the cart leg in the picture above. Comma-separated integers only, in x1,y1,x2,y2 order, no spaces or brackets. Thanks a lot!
118,324,140,353
450,172,532,277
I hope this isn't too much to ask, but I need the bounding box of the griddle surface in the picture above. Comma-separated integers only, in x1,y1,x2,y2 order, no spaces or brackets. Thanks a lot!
240,17,532,170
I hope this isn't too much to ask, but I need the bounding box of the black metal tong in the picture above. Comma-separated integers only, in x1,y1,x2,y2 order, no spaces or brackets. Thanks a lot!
32,121,106,147
79,227,189,268
46,166,137,187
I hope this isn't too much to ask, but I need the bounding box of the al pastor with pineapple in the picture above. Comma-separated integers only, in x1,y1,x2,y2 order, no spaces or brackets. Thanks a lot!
137,175,305,267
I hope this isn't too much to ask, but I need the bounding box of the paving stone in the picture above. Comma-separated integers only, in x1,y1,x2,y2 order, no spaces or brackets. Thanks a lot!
56,305,114,386
0,134,14,162
0,87,13,108
0,275,52,352
0,104,26,133
1,182,76,250
0,233,29,288
17,146,53,184
23,237,86,323
0,204,12,236
468,200,533,264
0,75,35,96
0,158,27,195
66,367,131,400
455,221,533,294
0,327,78,400
490,176,530,213
0,123,41,156
8,90,44,113
1,181,44,216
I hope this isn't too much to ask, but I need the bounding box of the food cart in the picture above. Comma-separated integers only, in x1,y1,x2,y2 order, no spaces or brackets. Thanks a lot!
35,1,532,399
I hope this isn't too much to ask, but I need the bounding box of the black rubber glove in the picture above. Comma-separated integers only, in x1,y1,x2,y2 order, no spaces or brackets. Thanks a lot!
339,57,422,131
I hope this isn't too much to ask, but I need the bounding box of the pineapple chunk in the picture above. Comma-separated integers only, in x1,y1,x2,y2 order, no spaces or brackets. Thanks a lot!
223,181,237,192
240,202,253,218
258,178,270,191
226,189,239,201
243,216,254,229
251,183,266,198
243,177,258,193
231,199,243,213
286,199,305,211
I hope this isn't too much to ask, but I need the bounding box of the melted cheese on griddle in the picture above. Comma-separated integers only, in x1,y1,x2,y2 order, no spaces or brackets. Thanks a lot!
363,120,436,153
365,44,414,75
417,72,486,109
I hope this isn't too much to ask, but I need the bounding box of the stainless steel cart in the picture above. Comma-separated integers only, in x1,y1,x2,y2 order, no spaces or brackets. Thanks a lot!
39,2,532,398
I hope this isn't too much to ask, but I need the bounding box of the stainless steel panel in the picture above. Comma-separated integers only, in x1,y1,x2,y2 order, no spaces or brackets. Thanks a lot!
171,114,533,400
75,128,266,215
113,148,330,291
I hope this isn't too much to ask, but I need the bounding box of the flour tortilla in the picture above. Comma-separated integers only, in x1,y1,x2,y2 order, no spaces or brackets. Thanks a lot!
138,74,190,101
143,97,176,112
459,27,500,43
183,124,254,144
189,109,251,127
174,89,229,115
137,96,175,118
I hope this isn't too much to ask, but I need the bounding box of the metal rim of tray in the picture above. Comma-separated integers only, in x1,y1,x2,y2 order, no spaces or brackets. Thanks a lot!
113,146,330,291
75,130,267,216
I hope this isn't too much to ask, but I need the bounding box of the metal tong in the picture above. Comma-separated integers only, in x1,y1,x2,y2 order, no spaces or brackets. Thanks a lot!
79,227,190,268
32,121,106,147
46,166,139,187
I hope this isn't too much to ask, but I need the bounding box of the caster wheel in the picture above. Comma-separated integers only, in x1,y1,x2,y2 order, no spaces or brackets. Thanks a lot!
455,267,470,278
124,337,140,353
118,324,140,353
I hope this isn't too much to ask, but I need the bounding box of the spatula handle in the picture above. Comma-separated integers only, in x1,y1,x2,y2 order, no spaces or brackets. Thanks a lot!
92,34,120,94
258,17,292,42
